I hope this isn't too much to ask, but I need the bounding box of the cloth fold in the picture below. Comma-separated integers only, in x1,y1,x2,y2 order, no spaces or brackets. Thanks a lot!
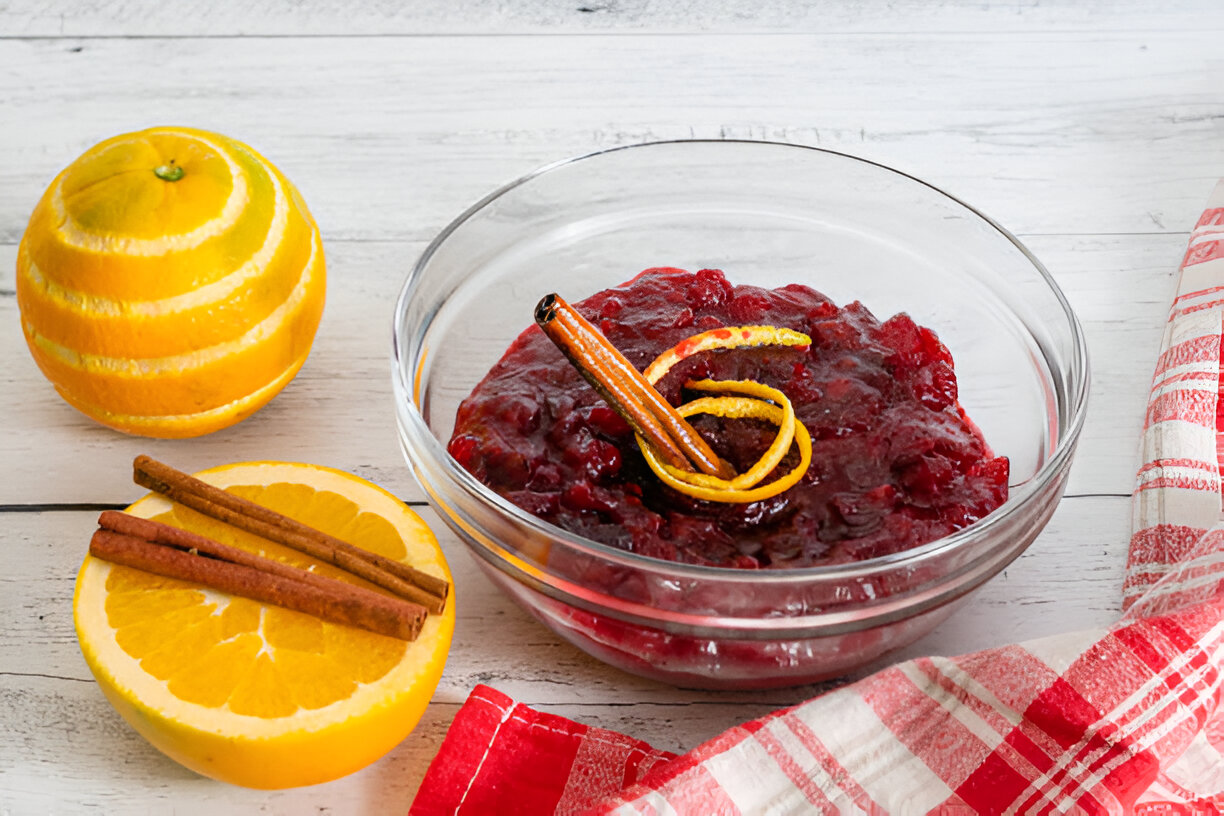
412,685,677,815
412,183,1224,815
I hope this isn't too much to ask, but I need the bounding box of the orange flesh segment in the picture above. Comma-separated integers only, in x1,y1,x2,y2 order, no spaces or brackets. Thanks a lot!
101,481,409,716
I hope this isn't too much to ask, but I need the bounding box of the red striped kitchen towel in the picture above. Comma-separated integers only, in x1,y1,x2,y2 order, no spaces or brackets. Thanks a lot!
411,183,1224,815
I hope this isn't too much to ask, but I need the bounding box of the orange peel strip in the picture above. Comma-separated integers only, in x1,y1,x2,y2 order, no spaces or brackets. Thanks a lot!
637,381,813,504
656,380,796,490
643,325,812,386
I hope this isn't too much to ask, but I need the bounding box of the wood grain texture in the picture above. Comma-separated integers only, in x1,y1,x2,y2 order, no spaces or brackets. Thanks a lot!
2,498,1127,691
0,495,1126,811
0,31,1221,245
0,231,1178,504
0,3,1217,812
0,681,781,816
1,0,1220,37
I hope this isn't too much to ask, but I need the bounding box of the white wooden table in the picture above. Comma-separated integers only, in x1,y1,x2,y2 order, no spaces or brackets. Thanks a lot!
2,2,1222,812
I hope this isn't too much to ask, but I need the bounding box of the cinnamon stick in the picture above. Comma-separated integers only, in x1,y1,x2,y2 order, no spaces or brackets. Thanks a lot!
535,293,734,479
98,510,428,625
91,515,426,641
133,455,448,614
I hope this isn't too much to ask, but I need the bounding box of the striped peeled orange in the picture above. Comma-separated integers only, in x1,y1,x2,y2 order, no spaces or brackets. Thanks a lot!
16,127,325,438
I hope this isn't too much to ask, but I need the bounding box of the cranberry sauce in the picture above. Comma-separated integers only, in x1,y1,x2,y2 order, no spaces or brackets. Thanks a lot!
448,268,1008,569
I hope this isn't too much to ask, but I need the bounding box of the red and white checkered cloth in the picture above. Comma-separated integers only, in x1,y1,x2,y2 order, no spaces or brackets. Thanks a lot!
411,184,1224,815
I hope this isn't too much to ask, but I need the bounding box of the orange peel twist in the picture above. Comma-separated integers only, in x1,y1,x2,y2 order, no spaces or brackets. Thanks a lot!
643,325,811,385
637,326,814,504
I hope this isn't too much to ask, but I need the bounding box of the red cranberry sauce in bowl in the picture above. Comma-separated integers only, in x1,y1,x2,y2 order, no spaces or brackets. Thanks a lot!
447,267,1008,570
394,140,1087,688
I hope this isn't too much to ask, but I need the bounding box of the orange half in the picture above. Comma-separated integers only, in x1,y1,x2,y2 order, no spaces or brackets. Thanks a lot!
73,462,453,789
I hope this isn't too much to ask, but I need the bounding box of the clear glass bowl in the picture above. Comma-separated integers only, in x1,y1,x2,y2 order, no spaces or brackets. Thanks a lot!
392,140,1089,690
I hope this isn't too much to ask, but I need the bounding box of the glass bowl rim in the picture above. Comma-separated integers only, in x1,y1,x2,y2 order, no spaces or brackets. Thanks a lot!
392,138,1091,587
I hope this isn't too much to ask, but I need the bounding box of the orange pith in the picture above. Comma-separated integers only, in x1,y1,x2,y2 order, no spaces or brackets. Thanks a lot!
17,127,325,438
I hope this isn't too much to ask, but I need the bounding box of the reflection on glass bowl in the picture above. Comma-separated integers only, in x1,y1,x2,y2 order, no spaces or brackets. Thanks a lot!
392,140,1089,690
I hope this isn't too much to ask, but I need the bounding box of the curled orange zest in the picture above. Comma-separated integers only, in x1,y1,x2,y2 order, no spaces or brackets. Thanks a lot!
643,325,811,386
635,326,815,504
637,381,813,503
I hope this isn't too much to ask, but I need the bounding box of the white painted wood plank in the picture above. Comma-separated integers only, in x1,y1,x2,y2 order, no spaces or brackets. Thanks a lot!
0,494,1126,810
1,0,1219,37
0,232,1180,505
0,8,1211,811
0,684,775,816
1,498,1130,699
0,32,1220,245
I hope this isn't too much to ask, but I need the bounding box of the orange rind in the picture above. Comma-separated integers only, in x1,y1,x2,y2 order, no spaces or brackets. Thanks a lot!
73,462,453,788
17,127,325,437
637,327,814,503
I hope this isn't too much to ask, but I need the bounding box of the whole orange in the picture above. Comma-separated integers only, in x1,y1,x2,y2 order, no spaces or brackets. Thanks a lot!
16,127,326,437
